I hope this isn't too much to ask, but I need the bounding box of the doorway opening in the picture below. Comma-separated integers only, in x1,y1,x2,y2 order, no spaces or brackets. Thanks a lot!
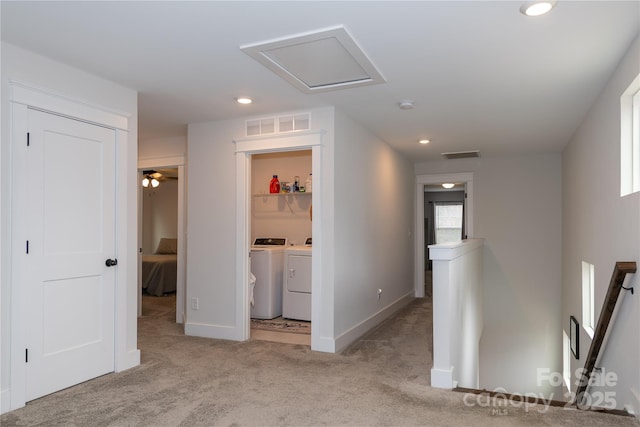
414,173,474,298
137,160,186,325
423,184,466,296
140,168,180,321
234,130,323,351
249,150,312,346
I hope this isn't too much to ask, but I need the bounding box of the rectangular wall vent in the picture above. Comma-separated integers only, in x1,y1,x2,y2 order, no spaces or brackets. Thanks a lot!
441,150,480,160
246,112,310,137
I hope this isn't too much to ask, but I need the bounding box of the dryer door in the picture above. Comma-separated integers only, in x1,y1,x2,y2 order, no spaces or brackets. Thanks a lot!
286,255,312,293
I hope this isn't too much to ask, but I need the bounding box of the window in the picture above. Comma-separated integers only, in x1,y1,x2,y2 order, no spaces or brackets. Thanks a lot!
434,203,463,244
582,261,595,338
621,73,640,196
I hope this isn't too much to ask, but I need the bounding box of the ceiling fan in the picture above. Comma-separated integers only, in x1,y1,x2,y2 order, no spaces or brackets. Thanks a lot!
141,169,178,188
141,170,163,188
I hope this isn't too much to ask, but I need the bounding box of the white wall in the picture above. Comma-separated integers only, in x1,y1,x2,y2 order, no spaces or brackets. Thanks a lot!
562,34,640,412
186,108,335,341
251,150,312,246
415,154,563,397
139,135,185,161
1,42,139,412
333,110,415,345
142,179,178,254
186,118,242,330
186,107,415,351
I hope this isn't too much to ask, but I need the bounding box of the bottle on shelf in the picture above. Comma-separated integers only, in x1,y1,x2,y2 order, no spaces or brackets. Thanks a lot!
293,176,300,192
305,173,312,193
269,175,280,194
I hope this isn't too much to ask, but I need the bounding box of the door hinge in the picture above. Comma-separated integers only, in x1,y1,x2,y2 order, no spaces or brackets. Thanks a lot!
465,192,468,199
26,240,29,254
25,348,28,363
27,132,30,147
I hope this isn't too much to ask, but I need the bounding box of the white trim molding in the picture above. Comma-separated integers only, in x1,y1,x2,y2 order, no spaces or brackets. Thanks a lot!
234,131,327,351
9,80,130,131
234,129,325,153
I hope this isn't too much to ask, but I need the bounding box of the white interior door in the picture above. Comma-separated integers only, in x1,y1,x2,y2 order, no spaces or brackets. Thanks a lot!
24,109,116,401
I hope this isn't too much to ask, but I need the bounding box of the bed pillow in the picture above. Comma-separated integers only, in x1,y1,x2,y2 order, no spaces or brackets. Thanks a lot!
155,238,178,254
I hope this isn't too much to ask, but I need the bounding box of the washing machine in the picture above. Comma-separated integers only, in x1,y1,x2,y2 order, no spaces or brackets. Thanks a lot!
250,238,287,319
283,238,312,321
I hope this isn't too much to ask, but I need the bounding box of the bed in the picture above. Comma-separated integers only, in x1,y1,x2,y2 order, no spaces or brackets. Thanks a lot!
142,238,178,296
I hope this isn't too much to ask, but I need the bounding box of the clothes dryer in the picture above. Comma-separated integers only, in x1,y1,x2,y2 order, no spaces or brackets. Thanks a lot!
283,238,312,321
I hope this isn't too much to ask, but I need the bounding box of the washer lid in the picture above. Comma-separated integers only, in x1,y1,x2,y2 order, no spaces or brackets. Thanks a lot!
253,237,288,246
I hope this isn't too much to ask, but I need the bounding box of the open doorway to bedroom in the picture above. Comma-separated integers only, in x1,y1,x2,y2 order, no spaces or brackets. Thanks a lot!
141,168,179,316
138,161,186,325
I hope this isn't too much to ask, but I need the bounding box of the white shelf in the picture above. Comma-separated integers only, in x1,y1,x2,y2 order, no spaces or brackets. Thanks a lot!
252,192,311,197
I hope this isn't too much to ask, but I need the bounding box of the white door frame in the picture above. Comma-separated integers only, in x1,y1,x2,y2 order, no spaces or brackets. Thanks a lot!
415,172,474,297
233,131,324,350
8,81,139,411
137,157,186,323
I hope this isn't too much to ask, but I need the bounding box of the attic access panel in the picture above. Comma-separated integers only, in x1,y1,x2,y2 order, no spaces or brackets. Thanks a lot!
241,26,385,93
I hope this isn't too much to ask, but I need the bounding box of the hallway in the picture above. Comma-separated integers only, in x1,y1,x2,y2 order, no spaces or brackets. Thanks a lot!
1,295,633,426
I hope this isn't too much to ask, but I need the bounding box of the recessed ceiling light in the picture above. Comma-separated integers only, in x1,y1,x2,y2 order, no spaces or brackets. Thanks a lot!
236,97,252,104
399,100,414,110
520,1,556,17
419,139,430,145
442,183,455,189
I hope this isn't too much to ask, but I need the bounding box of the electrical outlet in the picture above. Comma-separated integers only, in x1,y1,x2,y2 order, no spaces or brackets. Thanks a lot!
191,297,199,310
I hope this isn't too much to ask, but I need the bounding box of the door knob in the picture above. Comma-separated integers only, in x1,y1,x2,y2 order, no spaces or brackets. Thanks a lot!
105,258,118,267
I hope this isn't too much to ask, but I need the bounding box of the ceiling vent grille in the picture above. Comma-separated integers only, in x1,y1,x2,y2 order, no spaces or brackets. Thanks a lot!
241,26,385,93
441,150,480,160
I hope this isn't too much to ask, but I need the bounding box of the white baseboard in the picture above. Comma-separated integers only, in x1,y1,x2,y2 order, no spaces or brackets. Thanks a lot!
1,389,10,415
185,322,243,341
628,387,640,417
311,335,336,353
334,291,414,353
116,349,141,372
431,367,455,389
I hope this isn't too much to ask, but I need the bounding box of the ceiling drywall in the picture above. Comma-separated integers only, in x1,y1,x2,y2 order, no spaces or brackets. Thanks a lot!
2,1,638,162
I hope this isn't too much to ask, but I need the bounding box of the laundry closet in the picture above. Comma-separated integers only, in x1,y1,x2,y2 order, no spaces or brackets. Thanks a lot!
250,150,312,341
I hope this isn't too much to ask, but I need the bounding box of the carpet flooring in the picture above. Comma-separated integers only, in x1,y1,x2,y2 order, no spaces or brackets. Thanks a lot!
1,295,635,426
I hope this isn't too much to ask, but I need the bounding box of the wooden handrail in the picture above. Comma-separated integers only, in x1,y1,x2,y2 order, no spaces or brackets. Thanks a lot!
575,261,636,408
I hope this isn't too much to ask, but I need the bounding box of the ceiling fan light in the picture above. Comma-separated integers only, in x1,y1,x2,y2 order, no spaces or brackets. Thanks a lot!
142,177,150,187
151,178,160,188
